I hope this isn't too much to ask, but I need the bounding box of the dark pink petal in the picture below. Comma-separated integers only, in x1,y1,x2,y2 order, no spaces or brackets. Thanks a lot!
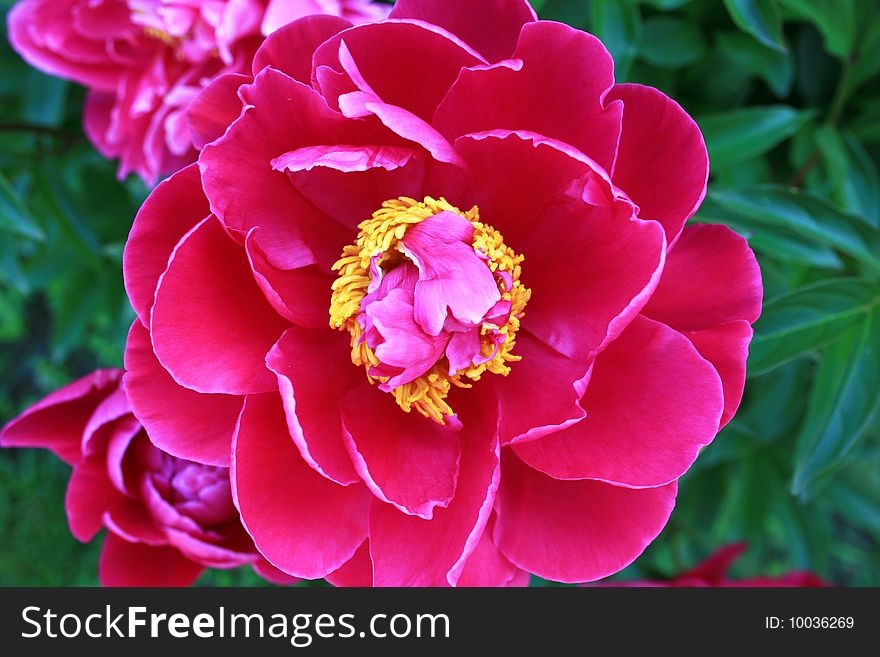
163,527,256,569
326,540,373,587
104,417,141,495
123,164,210,327
265,328,361,485
245,231,331,329
313,21,484,122
253,559,303,586
232,393,371,579
348,99,466,167
489,333,588,445
681,542,748,584
341,385,461,519
450,130,611,248
368,393,500,586
523,188,666,361
642,224,763,330
513,316,724,487
186,73,250,150
200,68,364,269
80,386,131,456
124,321,241,466
457,516,521,587
284,155,428,230
435,22,622,172
389,0,537,62
606,84,709,243
99,534,204,587
104,499,166,546
151,217,289,395
682,321,753,428
255,15,352,80
272,143,416,173
494,453,678,583
0,369,121,465
65,455,124,542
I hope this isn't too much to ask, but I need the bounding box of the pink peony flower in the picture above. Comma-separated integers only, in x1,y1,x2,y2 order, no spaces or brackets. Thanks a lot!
7,0,389,183
122,0,763,586
0,369,298,586
596,543,827,587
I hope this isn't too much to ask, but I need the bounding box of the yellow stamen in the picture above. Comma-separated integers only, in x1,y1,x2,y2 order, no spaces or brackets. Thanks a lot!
329,197,530,425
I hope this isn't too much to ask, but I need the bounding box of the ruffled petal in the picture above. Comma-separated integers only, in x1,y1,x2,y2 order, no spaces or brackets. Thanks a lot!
255,14,352,83
246,231,331,329
186,73,250,150
681,321,753,428
123,164,210,327
456,515,521,587
490,333,588,445
642,223,763,331
265,327,361,485
513,316,724,487
522,187,666,361
341,385,461,519
494,453,678,583
232,393,371,579
312,20,484,121
151,217,289,395
326,540,373,587
0,369,121,465
99,534,204,587
389,0,537,62
368,392,500,586
606,84,709,243
124,321,241,466
65,454,124,542
199,68,368,269
435,22,622,172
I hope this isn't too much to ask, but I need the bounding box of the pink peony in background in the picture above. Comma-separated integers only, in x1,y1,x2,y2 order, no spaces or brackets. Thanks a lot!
7,0,388,183
0,369,297,586
595,543,827,587
121,0,763,586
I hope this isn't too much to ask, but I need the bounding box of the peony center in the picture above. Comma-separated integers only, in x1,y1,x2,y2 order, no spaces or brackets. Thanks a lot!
329,197,530,425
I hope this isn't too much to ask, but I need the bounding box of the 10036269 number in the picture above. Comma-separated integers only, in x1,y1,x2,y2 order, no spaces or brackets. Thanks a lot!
765,617,856,630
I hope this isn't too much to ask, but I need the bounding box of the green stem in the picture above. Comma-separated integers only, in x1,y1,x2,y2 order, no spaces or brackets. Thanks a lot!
788,57,854,188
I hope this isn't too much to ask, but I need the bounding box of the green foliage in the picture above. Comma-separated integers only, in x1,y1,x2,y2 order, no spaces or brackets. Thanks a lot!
0,0,878,587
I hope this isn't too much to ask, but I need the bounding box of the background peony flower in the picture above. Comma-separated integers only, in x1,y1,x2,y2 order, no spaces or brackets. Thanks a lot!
122,0,763,586
7,0,389,184
0,369,297,586
594,543,827,587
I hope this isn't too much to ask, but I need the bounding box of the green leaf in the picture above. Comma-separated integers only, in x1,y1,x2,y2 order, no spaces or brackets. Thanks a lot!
710,185,880,271
640,17,706,68
642,0,692,8
748,278,880,376
723,0,786,52
815,123,850,209
840,132,880,229
779,0,857,58
0,171,43,241
716,30,794,97
22,69,69,128
589,0,641,81
699,106,813,169
850,18,880,91
792,309,880,499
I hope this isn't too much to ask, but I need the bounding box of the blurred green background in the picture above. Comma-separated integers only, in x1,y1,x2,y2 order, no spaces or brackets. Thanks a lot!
1,0,879,586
